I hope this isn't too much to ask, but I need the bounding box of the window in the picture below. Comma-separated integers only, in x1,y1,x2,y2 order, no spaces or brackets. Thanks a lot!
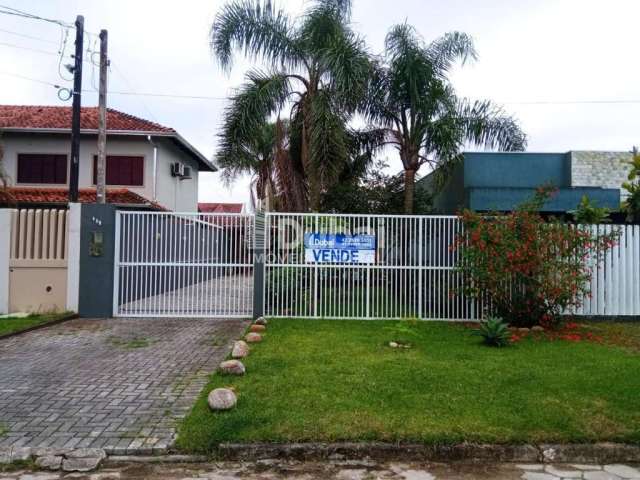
93,155,144,186
17,154,67,184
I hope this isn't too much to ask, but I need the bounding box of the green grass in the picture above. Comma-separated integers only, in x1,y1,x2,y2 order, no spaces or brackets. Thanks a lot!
0,312,72,337
177,319,640,453
108,335,152,349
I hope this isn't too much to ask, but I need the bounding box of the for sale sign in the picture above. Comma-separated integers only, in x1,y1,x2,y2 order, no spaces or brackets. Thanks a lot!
304,233,376,264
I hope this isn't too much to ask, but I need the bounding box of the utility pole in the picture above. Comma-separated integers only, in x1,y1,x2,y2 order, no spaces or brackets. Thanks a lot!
68,15,84,203
96,29,108,204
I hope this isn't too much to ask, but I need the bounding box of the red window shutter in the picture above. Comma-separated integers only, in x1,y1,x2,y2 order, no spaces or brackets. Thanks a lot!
94,155,144,186
17,154,67,184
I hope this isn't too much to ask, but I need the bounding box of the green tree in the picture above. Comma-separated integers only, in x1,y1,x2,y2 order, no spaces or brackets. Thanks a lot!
364,25,527,213
570,195,611,224
623,147,640,223
211,0,371,211
215,120,306,211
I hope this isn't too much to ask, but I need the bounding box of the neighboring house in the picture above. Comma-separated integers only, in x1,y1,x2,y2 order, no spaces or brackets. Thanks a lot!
419,151,631,214
0,105,216,211
198,202,245,214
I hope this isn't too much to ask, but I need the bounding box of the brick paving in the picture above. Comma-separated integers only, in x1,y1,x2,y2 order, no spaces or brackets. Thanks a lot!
0,317,248,454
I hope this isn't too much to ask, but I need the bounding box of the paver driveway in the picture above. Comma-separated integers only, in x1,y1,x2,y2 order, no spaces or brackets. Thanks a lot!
0,317,248,454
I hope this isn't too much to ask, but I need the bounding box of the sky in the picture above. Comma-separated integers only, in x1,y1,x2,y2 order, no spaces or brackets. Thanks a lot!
1,0,639,209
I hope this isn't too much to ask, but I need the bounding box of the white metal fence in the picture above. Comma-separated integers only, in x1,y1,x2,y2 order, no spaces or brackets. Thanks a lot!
263,213,482,320
574,224,640,316
113,211,254,317
111,210,640,320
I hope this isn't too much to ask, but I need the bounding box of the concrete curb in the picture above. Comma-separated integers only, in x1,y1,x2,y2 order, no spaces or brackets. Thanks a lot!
212,442,640,463
0,313,79,341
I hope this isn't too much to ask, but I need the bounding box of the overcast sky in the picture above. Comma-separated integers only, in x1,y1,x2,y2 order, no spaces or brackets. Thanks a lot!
1,0,639,208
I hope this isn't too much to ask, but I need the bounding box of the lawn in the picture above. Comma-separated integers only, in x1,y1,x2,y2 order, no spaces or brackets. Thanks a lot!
0,312,73,337
177,319,640,453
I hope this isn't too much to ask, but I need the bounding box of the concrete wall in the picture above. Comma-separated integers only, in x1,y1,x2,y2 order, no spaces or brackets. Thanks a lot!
1,132,199,211
570,151,632,202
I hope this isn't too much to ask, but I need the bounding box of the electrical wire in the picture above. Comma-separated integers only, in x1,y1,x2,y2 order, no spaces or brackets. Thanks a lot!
0,27,59,44
0,4,73,28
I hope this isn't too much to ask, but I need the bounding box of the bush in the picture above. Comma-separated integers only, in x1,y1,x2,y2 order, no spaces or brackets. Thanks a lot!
455,186,617,328
473,316,511,347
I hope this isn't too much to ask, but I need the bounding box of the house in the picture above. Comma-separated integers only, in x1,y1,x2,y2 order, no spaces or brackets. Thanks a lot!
0,105,216,211
418,151,630,214
198,202,245,214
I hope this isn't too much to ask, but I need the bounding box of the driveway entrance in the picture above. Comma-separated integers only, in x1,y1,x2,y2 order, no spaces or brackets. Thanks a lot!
0,317,248,453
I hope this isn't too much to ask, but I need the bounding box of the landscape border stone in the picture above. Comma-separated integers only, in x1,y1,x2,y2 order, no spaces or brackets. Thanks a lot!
214,442,640,463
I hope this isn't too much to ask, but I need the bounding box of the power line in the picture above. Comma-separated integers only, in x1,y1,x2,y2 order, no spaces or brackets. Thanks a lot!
0,27,59,44
4,68,640,106
0,4,72,28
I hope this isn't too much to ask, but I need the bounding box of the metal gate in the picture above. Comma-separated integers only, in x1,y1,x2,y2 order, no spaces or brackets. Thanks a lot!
113,211,254,317
263,213,482,320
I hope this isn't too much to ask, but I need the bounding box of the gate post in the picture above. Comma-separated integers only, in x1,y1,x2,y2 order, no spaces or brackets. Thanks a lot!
0,209,11,314
252,211,265,319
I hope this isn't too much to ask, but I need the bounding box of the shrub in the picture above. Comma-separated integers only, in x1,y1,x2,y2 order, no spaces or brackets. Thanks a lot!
622,147,640,223
454,186,617,328
473,316,511,347
570,195,611,224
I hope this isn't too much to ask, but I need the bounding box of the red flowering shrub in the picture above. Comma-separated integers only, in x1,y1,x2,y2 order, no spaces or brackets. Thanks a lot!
454,186,617,328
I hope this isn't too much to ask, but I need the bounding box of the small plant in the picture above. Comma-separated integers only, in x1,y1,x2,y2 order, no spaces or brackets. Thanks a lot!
384,317,419,345
622,147,640,223
473,317,511,347
570,195,611,224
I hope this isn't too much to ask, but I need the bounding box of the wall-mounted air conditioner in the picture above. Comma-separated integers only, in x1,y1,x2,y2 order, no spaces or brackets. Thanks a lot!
171,162,185,177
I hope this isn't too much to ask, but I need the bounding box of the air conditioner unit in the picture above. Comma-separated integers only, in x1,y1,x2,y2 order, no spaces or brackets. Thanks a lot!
181,166,192,179
171,162,185,177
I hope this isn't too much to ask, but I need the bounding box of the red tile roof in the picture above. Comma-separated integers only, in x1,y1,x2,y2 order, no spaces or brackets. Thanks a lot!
198,202,245,213
0,105,174,133
0,187,165,210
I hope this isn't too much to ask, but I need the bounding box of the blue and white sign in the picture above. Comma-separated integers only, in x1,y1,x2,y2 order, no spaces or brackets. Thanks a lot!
304,233,376,264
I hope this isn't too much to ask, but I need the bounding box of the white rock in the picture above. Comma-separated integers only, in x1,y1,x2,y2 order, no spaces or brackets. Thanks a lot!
35,455,62,470
517,464,544,471
231,340,249,359
255,317,268,325
604,464,640,478
521,472,558,480
62,456,103,472
208,388,237,411
544,465,582,478
219,359,246,375
584,471,623,480
245,332,262,343
389,342,399,348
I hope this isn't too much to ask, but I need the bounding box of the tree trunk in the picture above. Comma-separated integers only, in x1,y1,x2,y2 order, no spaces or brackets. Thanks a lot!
404,168,416,214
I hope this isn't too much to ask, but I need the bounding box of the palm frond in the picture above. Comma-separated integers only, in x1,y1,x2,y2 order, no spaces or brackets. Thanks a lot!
426,31,477,76
211,0,302,71
456,98,527,152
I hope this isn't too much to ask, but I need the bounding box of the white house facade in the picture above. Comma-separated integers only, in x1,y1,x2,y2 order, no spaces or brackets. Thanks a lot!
0,105,215,211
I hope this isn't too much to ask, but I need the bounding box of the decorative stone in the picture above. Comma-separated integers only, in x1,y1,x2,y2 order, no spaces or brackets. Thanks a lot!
65,448,106,460
544,465,582,478
231,340,249,359
584,471,623,480
10,446,32,461
219,359,246,375
522,473,557,480
389,342,399,348
255,317,268,325
62,456,103,472
517,327,531,334
208,388,237,410
603,464,640,478
250,324,266,333
531,326,545,332
245,332,262,343
35,455,63,470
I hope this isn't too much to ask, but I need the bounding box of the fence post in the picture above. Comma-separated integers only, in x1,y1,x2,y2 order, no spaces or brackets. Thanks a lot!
0,209,11,314
66,203,81,313
252,211,265,319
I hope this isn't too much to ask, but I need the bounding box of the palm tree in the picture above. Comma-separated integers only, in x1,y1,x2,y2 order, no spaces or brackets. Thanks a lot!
216,119,306,211
211,0,371,211
365,25,527,213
